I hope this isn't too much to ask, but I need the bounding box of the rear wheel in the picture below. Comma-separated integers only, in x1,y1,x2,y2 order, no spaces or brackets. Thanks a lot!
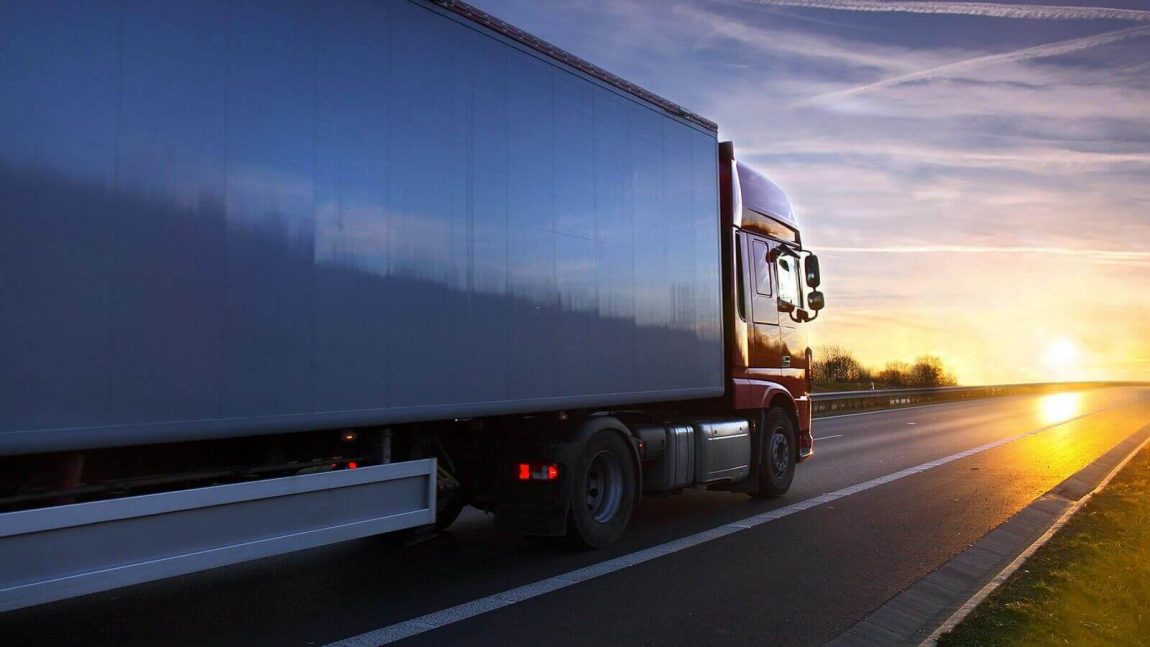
756,407,796,498
568,431,637,548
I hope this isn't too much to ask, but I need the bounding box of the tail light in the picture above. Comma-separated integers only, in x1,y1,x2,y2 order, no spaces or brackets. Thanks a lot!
517,463,559,481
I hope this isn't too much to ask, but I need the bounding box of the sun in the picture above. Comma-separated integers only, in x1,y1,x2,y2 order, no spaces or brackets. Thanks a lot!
1041,339,1080,381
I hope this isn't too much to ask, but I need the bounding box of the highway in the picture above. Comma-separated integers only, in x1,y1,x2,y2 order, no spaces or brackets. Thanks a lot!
2,387,1148,646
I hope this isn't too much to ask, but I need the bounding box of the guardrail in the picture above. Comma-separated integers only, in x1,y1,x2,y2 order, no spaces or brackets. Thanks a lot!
811,381,1145,416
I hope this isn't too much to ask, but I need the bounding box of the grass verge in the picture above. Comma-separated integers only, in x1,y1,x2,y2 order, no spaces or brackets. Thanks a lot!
938,443,1150,646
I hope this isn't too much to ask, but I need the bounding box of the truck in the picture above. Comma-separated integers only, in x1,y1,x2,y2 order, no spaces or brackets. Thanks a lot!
0,0,824,611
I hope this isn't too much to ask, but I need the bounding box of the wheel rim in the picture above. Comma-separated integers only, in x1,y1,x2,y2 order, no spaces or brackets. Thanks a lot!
585,450,624,523
770,427,790,476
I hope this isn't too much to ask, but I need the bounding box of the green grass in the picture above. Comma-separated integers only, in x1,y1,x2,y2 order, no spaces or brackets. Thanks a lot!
938,444,1150,646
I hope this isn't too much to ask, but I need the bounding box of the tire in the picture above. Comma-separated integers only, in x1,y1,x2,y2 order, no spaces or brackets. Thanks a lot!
757,407,796,498
567,430,637,549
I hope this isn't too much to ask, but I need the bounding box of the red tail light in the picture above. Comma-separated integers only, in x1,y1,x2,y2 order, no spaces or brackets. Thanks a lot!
347,461,358,470
517,463,559,481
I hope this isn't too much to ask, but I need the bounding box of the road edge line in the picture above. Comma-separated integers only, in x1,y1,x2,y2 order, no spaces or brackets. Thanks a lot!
921,424,1150,645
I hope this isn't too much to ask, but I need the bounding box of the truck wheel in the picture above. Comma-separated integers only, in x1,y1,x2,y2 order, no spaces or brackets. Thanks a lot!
757,408,796,498
568,431,637,548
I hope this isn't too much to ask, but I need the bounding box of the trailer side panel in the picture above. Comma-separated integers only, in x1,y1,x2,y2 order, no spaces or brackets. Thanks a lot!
0,0,722,456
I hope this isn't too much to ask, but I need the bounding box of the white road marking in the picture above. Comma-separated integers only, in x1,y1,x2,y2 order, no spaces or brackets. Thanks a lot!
326,407,1107,647
814,434,844,440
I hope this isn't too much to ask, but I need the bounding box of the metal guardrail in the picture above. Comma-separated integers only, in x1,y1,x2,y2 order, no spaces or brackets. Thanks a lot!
811,381,1146,416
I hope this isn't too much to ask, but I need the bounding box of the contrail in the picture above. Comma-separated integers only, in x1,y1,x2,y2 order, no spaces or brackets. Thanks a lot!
795,25,1150,106
819,245,1150,262
738,0,1150,22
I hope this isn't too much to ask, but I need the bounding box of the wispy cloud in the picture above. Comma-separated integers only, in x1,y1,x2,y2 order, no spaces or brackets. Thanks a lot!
674,3,929,74
795,25,1150,106
819,245,1150,263
737,1,1150,22
744,140,1150,171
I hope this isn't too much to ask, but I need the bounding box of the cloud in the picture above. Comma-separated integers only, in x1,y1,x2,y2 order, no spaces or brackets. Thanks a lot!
795,25,1150,106
672,3,932,74
818,245,1150,264
736,1,1150,22
744,140,1150,172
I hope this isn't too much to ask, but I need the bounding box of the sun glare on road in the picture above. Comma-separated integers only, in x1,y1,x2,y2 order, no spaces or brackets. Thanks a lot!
1039,392,1082,426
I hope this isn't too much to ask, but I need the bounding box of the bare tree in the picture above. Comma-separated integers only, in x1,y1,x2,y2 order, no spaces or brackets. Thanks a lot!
909,355,957,387
814,345,870,383
877,361,911,388
813,348,959,390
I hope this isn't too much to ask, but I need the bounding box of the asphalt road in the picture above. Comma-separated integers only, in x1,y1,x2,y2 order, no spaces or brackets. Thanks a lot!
2,387,1148,646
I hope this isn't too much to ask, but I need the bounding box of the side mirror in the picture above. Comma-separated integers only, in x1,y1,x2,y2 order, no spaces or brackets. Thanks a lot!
806,290,825,311
804,254,821,288
777,297,795,313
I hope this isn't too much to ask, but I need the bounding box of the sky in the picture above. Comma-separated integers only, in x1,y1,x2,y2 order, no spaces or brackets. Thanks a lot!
470,0,1150,385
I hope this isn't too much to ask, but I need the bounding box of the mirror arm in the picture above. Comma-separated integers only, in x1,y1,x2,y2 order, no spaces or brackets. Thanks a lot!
789,309,816,323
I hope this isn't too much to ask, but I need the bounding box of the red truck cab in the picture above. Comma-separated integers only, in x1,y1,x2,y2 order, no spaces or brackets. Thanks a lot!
720,142,822,465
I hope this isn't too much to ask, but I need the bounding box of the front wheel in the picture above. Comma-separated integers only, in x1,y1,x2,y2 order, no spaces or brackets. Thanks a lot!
568,431,637,548
756,407,796,498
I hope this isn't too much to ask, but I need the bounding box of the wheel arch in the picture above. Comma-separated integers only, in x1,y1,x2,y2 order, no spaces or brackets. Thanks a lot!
732,377,799,425
732,378,801,486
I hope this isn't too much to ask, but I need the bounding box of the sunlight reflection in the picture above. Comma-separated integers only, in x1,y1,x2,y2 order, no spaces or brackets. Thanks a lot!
1039,392,1082,426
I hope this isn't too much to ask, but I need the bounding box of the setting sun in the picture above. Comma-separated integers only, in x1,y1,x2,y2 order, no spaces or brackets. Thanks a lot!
1042,340,1082,381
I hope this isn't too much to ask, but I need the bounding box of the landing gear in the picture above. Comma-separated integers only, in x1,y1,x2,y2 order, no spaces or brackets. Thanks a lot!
433,442,468,530
435,463,467,530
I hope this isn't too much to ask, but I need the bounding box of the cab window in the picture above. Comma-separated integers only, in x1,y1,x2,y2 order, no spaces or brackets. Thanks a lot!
776,255,800,308
735,233,746,321
752,239,771,297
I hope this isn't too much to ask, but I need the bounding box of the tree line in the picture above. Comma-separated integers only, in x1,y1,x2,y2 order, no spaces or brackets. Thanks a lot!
813,345,958,389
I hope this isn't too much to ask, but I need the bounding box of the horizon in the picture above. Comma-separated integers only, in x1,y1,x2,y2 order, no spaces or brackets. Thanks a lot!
468,0,1150,385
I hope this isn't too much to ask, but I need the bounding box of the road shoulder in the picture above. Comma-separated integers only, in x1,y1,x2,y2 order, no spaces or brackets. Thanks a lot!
830,422,1150,647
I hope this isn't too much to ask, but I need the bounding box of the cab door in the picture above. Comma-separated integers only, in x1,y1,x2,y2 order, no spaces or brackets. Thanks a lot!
744,233,783,373
775,250,810,395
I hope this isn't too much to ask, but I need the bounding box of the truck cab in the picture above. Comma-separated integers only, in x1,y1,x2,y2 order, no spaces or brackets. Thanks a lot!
720,141,824,469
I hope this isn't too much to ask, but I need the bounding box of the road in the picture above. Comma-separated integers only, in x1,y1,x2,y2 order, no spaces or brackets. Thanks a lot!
2,387,1148,646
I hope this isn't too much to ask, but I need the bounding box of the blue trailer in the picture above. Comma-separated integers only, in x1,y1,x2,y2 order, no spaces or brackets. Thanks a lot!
0,0,824,611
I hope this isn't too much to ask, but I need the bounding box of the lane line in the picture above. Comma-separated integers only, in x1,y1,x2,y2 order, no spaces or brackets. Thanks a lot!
326,404,1114,647
814,434,844,440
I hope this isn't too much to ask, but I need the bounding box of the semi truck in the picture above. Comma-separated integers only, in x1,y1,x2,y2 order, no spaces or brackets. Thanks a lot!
0,0,824,610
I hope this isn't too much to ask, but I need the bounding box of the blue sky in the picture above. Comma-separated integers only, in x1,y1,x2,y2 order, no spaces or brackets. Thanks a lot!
470,0,1150,383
